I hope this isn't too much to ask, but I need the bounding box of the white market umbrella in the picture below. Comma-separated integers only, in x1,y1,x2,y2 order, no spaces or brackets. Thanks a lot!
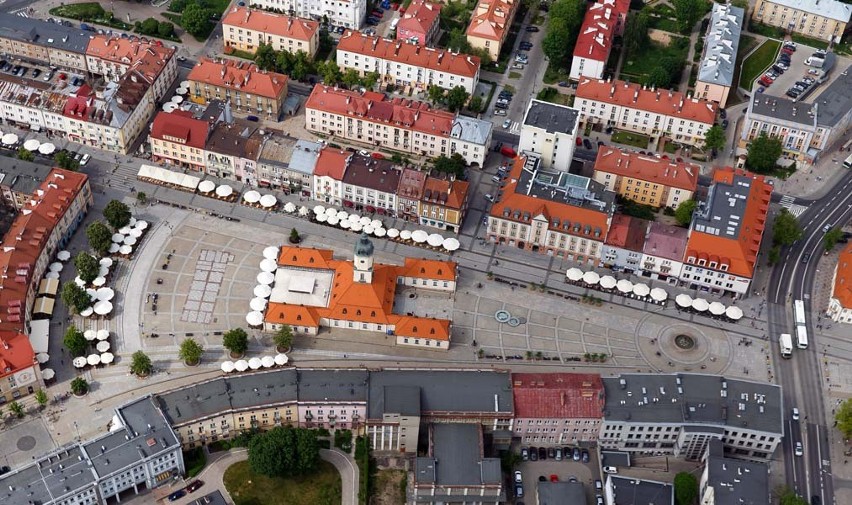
100,352,114,364
263,246,279,260
412,230,428,243
692,298,710,312
198,180,216,193
36,353,49,364
324,208,339,217
243,190,261,203
119,226,133,235
284,202,296,213
400,230,413,240
676,294,693,308
359,216,372,226
442,237,460,251
313,205,326,215
650,288,668,302
633,283,650,297
135,220,149,230
112,233,125,243
38,143,56,155
234,359,249,372
327,216,340,226
1,133,19,145
162,102,177,113
23,139,41,151
363,225,374,235
57,250,71,261
350,222,363,232
427,234,444,247
371,219,383,229
96,329,110,341
80,306,94,318
42,368,55,380
97,288,115,301
74,276,86,287
87,354,101,366
274,353,288,366
119,245,133,255
387,228,400,238
221,361,235,373
261,356,275,368
599,275,617,289
45,272,60,279
73,357,87,368
123,236,137,246
84,329,97,341
248,357,262,370
254,284,272,298
215,185,233,197
94,300,113,315
567,268,584,282
374,227,386,237
616,279,634,293
49,262,63,272
86,288,98,300
260,258,278,272
246,311,264,326
99,257,113,268
260,194,277,208
92,277,106,287
582,271,600,285
316,213,328,223
128,217,137,227
298,206,309,216
348,214,361,223
726,306,744,320
170,95,183,104
257,271,274,285
98,266,110,277
109,244,121,254
709,302,726,315
129,228,142,238
339,220,351,229
250,297,267,312
96,341,110,352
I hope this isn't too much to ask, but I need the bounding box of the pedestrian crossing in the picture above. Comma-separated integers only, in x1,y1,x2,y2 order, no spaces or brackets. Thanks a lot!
10,8,29,17
779,195,808,218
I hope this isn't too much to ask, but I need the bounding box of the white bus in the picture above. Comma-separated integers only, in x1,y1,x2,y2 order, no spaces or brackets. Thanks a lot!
796,326,809,350
780,333,793,358
793,299,808,349
794,299,806,326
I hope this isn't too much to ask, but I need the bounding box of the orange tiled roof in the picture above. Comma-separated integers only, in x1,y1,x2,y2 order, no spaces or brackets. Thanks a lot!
685,167,771,278
604,214,648,251
397,0,441,41
399,257,457,280
276,247,335,269
339,31,479,78
594,146,699,191
421,177,469,210
314,148,352,180
573,0,621,62
0,331,36,380
306,85,455,138
832,244,852,308
394,316,450,340
466,0,515,41
222,6,319,41
576,78,718,125
150,111,210,150
85,34,174,82
265,303,321,327
188,57,288,100
490,156,610,239
512,373,604,419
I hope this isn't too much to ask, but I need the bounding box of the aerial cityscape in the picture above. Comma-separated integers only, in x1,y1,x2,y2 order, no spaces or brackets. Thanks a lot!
0,0,850,502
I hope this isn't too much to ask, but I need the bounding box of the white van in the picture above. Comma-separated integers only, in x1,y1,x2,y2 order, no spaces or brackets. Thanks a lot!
390,17,400,30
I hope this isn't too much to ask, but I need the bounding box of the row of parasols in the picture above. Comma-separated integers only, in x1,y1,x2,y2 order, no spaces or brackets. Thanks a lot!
567,268,669,302
72,329,115,367
221,354,289,373
36,353,55,381
674,293,743,320
312,205,461,251
198,180,238,199
71,257,116,317
241,190,279,209
247,246,280,326
161,81,191,113
107,218,149,256
72,352,115,368
17,138,57,155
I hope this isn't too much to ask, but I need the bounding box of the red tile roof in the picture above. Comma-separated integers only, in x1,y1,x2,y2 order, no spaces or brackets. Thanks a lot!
306,85,456,138
150,111,210,150
421,177,469,210
573,0,626,63
0,331,36,380
594,146,700,191
222,6,319,41
576,78,718,125
85,35,174,82
314,148,352,180
399,257,457,281
605,214,648,251
832,244,852,308
512,373,604,419
188,57,288,100
466,0,515,41
339,31,479,77
396,0,441,43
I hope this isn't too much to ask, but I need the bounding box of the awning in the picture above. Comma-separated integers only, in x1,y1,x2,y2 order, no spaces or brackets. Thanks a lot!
28,319,50,353
39,278,60,296
33,297,55,316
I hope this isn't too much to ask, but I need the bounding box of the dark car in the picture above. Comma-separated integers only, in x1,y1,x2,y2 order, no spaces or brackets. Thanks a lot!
721,119,729,129
572,447,581,461
719,108,726,119
581,449,590,463
529,447,538,461
32,68,41,78
246,115,259,122
778,55,791,63
185,480,204,493
538,447,547,460
0,466,10,475
802,252,811,263
558,81,568,87
583,138,592,149
525,26,539,32
597,140,605,147
519,42,533,50
168,490,186,501
515,484,524,498
547,447,556,459
772,65,785,74
786,89,800,98
811,496,821,505
564,447,572,459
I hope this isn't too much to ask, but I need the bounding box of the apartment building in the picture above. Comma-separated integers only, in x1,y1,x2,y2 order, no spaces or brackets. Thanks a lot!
695,4,744,107
752,0,851,42
396,0,442,46
466,0,519,60
570,0,629,80
419,175,470,233
313,147,351,205
342,155,402,214
305,85,492,165
575,78,718,147
222,6,320,58
0,14,90,70
741,66,852,164
592,147,699,208
601,214,648,273
85,34,178,102
605,476,674,505
487,154,615,265
149,111,212,172
0,396,183,505
640,222,689,284
258,138,321,194
248,0,367,29
203,121,264,181
699,439,770,505
827,243,852,324
188,58,289,119
397,168,427,223
0,331,41,406
681,168,771,297
600,373,783,461
512,373,604,445
0,160,52,210
518,99,580,172
337,31,480,93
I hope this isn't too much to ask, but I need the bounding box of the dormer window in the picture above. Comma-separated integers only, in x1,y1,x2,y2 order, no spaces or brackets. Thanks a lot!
709,261,717,269
697,259,706,266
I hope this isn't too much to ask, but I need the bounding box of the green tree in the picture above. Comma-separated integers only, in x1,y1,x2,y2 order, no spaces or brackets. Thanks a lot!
433,153,466,179
704,124,726,152
644,66,672,88
428,84,445,104
274,325,294,351
130,350,153,376
773,209,802,246
86,222,113,257
470,47,493,66
674,199,697,227
140,17,159,35
223,328,249,356
674,472,698,505
289,228,301,244
54,151,80,170
64,326,88,357
468,95,484,113
179,338,204,365
445,86,470,112
248,426,320,477
255,42,277,71
342,68,361,89
291,51,312,81
672,0,703,32
9,401,24,418
446,28,472,53
35,389,49,407
361,71,380,89
61,283,92,314
158,21,175,38
70,377,89,396
836,398,852,438
17,147,34,162
295,428,320,474
169,0,189,12
275,49,295,74
778,487,808,505
623,10,650,54
823,227,843,252
104,199,131,229
136,192,147,205
768,245,781,265
318,61,342,85
746,132,783,174
181,2,211,37
542,17,573,66
74,252,99,283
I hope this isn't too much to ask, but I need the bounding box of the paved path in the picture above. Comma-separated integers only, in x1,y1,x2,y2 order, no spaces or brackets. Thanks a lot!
320,448,359,505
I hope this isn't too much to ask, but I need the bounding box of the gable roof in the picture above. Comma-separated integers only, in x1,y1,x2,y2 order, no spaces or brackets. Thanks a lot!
594,146,700,191
466,0,515,41
512,373,604,418
188,57,288,100
421,177,469,210
339,33,477,79
576,78,718,125
831,244,852,309
697,4,744,87
397,0,442,37
222,6,319,40
150,111,210,149
605,214,649,252
314,148,351,180
85,34,174,83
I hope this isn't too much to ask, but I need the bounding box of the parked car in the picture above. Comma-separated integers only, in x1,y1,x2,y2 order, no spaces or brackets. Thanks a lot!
575,137,583,146
538,447,547,460
521,447,529,461
547,447,556,459
31,68,41,78
597,496,605,505
80,154,91,166
595,480,603,492
519,42,533,50
802,251,811,263
772,65,785,74
783,41,797,50
572,447,581,461
792,408,800,420
484,193,495,202
721,119,729,129
554,448,562,461
558,81,569,87
502,119,512,129
514,470,523,483
581,449,590,463
494,109,507,116
0,466,9,476
525,26,540,32
603,466,618,474
185,480,204,493
515,484,524,498
795,442,803,457
512,63,525,69
550,474,559,482
583,138,592,149
168,490,187,502
529,447,538,461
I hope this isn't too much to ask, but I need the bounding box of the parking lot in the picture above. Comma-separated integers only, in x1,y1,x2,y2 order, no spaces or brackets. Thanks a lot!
757,41,825,100
514,446,602,504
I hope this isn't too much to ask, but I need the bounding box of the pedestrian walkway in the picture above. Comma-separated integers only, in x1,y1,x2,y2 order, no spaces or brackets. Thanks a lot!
779,195,809,217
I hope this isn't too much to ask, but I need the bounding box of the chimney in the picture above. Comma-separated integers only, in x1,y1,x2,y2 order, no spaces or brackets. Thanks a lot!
245,10,250,22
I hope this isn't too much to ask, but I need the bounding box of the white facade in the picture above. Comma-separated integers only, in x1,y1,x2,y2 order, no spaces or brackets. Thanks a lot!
640,252,685,282
518,100,579,172
313,172,345,205
678,262,752,296
342,182,398,213
569,55,605,80
828,297,852,324
250,0,366,28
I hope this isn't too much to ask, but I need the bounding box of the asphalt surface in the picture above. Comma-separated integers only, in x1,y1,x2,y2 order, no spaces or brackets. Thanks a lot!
766,168,852,505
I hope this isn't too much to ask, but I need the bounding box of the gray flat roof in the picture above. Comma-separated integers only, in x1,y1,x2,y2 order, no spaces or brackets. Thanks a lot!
692,172,752,239
429,424,501,486
698,4,743,87
450,116,492,145
0,159,53,197
705,439,770,505
288,139,322,175
513,154,615,219
763,0,851,22
537,480,586,505
523,100,580,135
383,385,422,416
0,14,92,55
749,95,813,127
813,64,852,127
608,476,673,505
602,373,783,434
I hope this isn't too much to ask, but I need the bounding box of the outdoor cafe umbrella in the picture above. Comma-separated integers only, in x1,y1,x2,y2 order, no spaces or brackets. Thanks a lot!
135,220,149,230
257,271,275,285
359,216,372,226
582,271,600,285
566,268,583,282
243,190,261,203
98,266,110,277
46,272,60,279
400,230,412,240
92,276,106,287
324,208,338,217
327,215,340,226
234,359,249,372
692,298,710,312
49,262,63,272
371,219,383,229
42,368,55,380
250,297,267,312
373,227,386,237
87,288,98,300
284,202,296,213
675,294,693,308
298,206,309,216
36,353,49,364
1,133,18,145
99,257,113,268
221,361,235,373
129,228,142,238
411,230,428,243
246,311,264,326
260,194,277,208
109,244,121,254
73,357,87,368
57,250,71,261
709,301,726,315
427,234,444,247
215,185,233,198
313,205,326,215
261,356,275,368
650,288,668,302
363,225,374,235
336,211,349,221
339,220,351,229
128,217,137,227
599,275,617,289
84,329,97,341
81,306,94,318
616,279,634,293
96,329,109,341
111,232,125,243
87,354,101,366
74,276,86,287
23,139,40,151
117,244,132,255
387,228,400,238
263,246,279,260
349,222,363,232
38,143,56,155
632,283,651,297
198,180,216,193
316,213,327,223
442,237,460,251
260,258,278,272
119,226,133,235
254,284,272,298
248,357,263,370
100,352,114,364
274,353,288,366
96,341,110,352
123,236,137,246
725,306,744,320
94,300,113,315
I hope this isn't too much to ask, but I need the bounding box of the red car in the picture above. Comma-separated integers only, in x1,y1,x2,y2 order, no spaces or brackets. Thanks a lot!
370,152,385,160
185,480,204,493
759,77,772,87
550,475,559,482
575,137,583,146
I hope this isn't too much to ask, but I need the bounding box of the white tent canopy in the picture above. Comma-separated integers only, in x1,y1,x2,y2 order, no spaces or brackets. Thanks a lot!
261,356,275,368
23,139,41,151
582,271,600,284
234,360,249,372
250,297,267,311
650,288,668,301
257,272,275,285
725,306,744,320
274,353,289,366
254,284,273,298
248,357,262,370
616,279,633,293
260,194,277,208
675,294,693,307
387,228,400,238
633,283,650,297
243,190,261,203
263,246,280,260
442,237,460,251
97,329,110,341
260,258,278,272
246,311,264,326
137,164,200,190
38,143,56,155
709,301,726,315
427,234,444,247
198,180,216,193
692,298,710,312
215,185,233,197
599,275,617,289
412,230,428,243
221,361,235,373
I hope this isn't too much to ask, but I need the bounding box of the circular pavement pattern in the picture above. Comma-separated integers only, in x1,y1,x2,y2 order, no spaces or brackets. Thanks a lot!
17,435,36,451
634,314,733,374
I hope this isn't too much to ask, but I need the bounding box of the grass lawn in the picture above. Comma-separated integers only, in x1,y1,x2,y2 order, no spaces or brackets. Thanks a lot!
224,460,341,505
536,87,573,106
611,130,651,149
621,38,688,82
508,71,522,79
49,2,132,30
747,21,786,39
542,61,570,84
740,39,780,90
790,33,829,50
